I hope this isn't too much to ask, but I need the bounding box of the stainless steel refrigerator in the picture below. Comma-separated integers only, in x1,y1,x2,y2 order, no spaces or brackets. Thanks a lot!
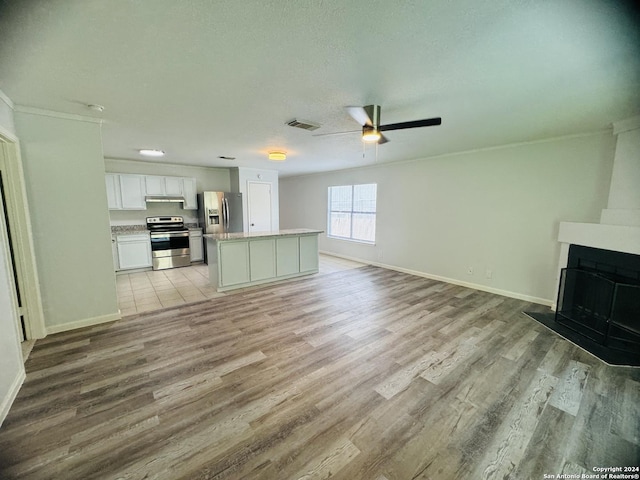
198,192,243,235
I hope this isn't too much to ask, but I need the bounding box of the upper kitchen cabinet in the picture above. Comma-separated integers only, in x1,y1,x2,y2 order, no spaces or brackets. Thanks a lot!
145,175,184,196
105,174,122,209
182,177,197,209
106,173,197,210
119,174,147,209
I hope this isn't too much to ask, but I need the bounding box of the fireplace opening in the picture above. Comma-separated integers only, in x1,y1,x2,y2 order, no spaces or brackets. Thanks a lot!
551,244,640,365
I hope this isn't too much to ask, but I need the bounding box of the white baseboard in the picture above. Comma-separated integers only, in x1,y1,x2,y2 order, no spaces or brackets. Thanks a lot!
0,367,26,427
319,250,553,306
46,312,121,335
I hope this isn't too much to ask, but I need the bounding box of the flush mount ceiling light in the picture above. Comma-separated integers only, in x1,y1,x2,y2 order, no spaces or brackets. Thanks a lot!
268,151,287,161
139,149,165,157
361,126,381,143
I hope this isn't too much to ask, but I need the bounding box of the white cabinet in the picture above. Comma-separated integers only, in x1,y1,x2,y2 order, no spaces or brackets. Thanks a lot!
145,175,184,196
206,231,321,292
116,233,152,270
144,175,165,195
300,235,319,272
107,173,196,210
249,239,276,281
182,177,197,209
119,175,146,210
105,174,122,210
165,176,183,195
111,235,119,270
219,241,250,286
276,237,299,276
189,229,204,262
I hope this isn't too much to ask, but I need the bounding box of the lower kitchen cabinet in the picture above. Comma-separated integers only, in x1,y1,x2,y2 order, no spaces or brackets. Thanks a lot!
276,236,299,276
299,234,319,272
205,230,322,292
249,239,276,281
189,229,204,262
111,235,119,270
219,241,250,286
116,233,152,270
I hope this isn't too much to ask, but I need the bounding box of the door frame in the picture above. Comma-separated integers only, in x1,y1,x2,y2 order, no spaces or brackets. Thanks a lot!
247,181,272,233
0,124,46,339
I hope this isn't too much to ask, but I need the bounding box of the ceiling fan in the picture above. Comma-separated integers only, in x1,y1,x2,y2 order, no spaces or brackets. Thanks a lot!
315,105,441,144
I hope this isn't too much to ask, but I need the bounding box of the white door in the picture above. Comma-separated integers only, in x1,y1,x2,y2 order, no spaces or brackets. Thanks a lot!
247,181,272,233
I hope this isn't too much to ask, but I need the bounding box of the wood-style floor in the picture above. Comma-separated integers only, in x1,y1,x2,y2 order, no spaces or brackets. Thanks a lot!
1,265,638,479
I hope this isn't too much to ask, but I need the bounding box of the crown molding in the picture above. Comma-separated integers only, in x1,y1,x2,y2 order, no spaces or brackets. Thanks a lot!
0,89,15,110
14,105,103,124
613,116,640,135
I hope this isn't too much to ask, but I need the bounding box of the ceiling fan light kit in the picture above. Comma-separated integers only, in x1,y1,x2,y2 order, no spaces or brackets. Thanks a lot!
362,126,381,143
268,151,287,161
349,104,441,144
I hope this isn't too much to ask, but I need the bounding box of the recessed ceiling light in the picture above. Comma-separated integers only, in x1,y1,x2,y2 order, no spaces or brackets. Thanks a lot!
139,149,165,157
268,151,286,161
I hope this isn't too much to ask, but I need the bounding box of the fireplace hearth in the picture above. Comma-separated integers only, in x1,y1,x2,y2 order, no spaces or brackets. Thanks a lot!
527,244,640,366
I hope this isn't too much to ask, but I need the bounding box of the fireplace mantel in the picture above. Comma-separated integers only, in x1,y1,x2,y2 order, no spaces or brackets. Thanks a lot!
558,221,640,256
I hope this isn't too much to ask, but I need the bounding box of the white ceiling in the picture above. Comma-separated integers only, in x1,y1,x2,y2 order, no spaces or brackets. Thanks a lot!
1,0,638,177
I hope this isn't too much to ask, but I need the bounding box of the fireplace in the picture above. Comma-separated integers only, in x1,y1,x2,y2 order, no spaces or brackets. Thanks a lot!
555,245,640,363
527,116,640,365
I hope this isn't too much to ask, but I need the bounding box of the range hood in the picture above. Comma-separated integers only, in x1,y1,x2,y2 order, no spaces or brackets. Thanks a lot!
145,195,185,204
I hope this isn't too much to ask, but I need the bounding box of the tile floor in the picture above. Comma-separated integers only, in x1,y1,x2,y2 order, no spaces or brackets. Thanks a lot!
116,253,367,316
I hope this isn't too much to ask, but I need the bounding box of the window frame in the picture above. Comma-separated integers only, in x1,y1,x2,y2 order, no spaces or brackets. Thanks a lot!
327,183,377,244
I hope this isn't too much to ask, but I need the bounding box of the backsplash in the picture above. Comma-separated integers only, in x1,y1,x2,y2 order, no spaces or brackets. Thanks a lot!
109,202,199,227
111,222,199,234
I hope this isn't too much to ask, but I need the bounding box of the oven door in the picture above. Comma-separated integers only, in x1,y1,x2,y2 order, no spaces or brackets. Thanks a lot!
150,231,190,269
150,231,189,254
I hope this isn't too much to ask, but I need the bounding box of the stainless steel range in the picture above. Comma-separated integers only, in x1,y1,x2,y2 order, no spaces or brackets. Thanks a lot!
146,216,190,270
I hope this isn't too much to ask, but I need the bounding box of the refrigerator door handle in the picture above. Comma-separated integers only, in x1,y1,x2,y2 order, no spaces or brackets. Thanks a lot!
223,197,229,230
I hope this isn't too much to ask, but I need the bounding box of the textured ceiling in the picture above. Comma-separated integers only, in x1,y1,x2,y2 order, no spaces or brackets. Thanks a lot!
1,0,638,177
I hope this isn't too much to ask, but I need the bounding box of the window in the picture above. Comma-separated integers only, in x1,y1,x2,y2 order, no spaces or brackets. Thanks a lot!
327,183,377,243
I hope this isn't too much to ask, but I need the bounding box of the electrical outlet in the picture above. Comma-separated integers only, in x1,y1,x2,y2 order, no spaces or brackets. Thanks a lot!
485,268,493,279
467,266,474,275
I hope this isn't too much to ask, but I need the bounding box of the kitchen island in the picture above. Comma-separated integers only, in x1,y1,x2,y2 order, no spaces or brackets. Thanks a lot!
204,229,323,292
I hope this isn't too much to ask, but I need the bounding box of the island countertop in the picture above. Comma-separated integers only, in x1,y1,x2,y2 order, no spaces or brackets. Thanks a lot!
204,228,323,241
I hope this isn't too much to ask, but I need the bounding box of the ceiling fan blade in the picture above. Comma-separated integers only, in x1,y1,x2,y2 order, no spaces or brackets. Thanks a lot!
378,133,389,145
379,117,442,131
312,130,360,137
347,104,381,128
346,106,372,127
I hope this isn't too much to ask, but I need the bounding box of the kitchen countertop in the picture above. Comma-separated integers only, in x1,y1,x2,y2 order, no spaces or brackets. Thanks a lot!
111,225,147,234
111,224,201,235
204,228,323,241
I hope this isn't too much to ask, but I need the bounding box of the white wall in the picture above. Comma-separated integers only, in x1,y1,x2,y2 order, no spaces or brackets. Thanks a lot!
105,158,231,226
15,111,119,332
280,132,615,304
0,92,25,426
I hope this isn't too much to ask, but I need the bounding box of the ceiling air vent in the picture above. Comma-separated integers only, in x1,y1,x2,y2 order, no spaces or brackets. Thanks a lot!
286,119,321,131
